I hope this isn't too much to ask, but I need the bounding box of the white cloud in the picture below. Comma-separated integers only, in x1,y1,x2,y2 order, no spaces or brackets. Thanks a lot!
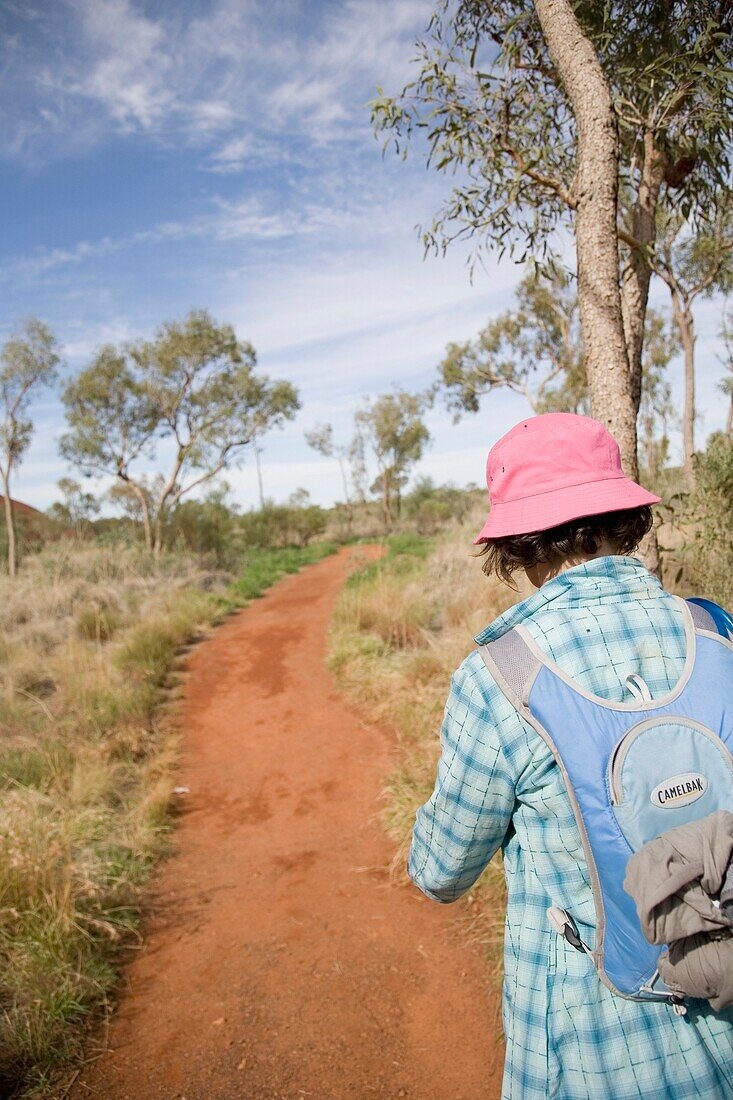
0,0,433,162
67,0,173,130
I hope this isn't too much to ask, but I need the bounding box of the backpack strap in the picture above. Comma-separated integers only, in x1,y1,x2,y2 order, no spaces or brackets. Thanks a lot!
479,628,542,709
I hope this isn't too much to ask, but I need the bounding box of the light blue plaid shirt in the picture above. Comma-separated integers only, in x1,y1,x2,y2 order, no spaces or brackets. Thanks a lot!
409,556,733,1099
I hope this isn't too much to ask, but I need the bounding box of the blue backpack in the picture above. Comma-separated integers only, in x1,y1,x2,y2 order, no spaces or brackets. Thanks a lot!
480,596,733,1007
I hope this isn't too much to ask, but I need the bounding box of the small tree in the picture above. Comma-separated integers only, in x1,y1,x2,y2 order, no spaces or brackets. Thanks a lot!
167,485,239,565
653,207,733,478
47,477,101,538
439,266,586,416
286,488,327,548
305,422,356,531
0,318,59,575
355,391,430,530
62,311,299,554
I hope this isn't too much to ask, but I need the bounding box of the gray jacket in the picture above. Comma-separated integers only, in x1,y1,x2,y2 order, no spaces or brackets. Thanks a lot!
624,810,733,1011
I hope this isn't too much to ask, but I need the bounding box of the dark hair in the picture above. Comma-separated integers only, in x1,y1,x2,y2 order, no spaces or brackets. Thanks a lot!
479,506,653,585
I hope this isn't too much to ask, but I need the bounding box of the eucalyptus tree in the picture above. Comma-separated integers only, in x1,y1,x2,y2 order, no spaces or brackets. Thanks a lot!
438,266,586,417
47,477,101,537
373,0,732,478
355,391,430,530
62,310,299,555
0,318,60,576
305,422,357,530
652,205,733,478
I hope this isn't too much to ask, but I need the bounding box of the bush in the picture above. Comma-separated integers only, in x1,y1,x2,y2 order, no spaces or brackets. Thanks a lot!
239,500,327,550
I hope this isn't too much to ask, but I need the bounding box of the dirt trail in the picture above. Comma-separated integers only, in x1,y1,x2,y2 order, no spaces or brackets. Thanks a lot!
71,548,502,1100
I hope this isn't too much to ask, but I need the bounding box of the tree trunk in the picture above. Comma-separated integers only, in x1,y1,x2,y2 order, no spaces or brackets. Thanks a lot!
533,0,637,479
670,290,696,482
254,438,265,510
153,518,164,558
726,395,732,437
620,131,666,416
532,0,660,574
2,470,16,578
337,456,353,533
123,477,153,552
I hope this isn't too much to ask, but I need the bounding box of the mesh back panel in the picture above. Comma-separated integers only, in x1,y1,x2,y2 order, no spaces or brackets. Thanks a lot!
480,629,540,704
686,601,716,632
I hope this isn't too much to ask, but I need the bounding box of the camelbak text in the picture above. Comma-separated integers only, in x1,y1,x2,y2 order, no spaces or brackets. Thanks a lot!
650,772,708,809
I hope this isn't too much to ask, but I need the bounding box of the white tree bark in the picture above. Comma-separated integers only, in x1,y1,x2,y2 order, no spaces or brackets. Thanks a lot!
2,471,16,578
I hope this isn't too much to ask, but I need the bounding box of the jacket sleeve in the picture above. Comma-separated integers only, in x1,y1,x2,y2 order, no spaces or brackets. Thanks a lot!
408,656,517,903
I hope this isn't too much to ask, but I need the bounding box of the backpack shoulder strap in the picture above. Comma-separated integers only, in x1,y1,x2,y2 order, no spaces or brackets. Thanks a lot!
479,628,542,709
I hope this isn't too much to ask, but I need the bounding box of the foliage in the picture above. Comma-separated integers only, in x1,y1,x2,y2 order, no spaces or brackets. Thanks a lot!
46,477,101,538
61,310,299,554
439,266,586,416
438,274,677,481
239,492,328,551
165,486,240,566
372,0,732,502
652,203,733,471
402,477,476,534
372,1,732,264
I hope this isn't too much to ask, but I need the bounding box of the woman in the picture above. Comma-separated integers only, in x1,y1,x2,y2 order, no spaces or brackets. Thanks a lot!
409,413,733,1099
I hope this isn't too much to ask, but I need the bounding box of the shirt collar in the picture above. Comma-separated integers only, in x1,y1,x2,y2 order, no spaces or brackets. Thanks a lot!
474,555,662,644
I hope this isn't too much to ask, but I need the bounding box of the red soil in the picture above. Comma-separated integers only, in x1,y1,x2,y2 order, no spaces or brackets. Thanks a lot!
70,547,502,1100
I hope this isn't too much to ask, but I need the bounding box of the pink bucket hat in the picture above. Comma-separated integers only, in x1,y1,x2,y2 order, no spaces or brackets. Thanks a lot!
473,412,660,543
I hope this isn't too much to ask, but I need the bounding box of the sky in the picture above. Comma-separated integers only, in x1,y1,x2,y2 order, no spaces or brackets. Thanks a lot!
0,0,729,513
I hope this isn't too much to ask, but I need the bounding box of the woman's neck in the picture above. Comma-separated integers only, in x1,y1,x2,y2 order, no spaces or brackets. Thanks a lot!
526,540,621,589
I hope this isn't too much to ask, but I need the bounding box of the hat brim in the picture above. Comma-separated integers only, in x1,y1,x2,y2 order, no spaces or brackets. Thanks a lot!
473,476,661,543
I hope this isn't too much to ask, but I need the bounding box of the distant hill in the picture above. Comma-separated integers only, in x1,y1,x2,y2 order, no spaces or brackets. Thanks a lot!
0,494,43,518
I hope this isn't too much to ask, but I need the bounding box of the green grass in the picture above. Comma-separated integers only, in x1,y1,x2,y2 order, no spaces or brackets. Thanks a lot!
344,532,429,590
231,542,336,601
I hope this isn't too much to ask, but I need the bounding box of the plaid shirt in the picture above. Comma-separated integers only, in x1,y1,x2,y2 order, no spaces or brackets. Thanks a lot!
409,556,733,1099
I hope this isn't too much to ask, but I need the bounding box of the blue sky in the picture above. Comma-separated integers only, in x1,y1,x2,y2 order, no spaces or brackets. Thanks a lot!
0,0,729,513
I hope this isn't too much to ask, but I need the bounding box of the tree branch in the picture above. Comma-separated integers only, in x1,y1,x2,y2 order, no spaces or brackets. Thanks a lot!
499,136,577,209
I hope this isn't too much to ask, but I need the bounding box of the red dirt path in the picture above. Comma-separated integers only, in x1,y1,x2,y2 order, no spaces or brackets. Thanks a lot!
71,548,502,1100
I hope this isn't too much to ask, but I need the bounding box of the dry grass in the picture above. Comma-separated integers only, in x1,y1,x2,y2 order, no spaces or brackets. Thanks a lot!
329,521,526,980
0,539,334,1096
0,544,232,1096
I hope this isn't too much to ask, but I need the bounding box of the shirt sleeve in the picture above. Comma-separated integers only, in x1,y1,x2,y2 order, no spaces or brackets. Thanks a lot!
408,656,517,903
